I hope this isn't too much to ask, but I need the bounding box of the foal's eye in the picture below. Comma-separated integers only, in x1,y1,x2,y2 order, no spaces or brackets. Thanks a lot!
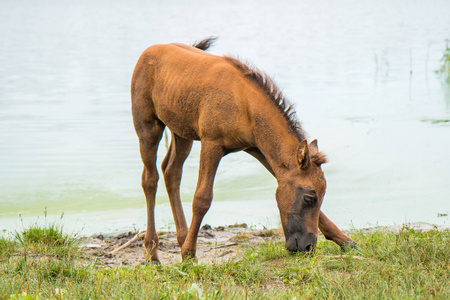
304,196,315,205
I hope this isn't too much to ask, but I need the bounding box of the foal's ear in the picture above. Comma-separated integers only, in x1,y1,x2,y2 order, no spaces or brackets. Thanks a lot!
297,139,311,170
309,139,319,156
309,139,328,166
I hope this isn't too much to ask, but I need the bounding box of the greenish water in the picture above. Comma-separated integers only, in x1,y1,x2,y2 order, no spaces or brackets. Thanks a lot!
1,0,450,235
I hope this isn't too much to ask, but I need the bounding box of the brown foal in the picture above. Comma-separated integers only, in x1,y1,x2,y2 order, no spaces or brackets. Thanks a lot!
131,38,356,264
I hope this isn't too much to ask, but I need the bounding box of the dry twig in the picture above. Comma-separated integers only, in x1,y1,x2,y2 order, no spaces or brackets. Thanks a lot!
109,229,146,255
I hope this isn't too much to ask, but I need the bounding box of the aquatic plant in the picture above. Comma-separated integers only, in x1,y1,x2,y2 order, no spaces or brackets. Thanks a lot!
437,40,450,83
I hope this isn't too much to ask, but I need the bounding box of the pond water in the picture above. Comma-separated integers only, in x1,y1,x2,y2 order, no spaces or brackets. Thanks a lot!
1,0,449,236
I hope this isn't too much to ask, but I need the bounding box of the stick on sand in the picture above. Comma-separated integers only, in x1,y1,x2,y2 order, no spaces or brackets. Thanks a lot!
109,229,146,255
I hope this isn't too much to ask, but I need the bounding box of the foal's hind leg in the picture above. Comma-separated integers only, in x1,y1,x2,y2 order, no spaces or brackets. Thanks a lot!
135,121,165,264
161,133,193,247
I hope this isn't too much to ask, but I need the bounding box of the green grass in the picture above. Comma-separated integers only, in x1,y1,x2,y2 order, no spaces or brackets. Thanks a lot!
1,225,449,299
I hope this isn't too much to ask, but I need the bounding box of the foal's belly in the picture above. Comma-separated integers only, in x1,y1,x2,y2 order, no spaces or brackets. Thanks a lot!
155,105,201,141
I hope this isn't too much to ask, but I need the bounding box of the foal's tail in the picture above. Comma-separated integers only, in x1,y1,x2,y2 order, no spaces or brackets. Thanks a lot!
192,37,217,51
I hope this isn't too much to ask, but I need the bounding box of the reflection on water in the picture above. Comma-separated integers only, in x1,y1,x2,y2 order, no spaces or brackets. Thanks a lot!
1,0,449,235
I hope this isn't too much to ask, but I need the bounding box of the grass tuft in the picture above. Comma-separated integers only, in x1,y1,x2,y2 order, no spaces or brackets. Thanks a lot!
16,223,69,246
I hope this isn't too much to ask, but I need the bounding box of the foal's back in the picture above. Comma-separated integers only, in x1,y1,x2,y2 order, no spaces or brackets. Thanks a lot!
132,43,257,148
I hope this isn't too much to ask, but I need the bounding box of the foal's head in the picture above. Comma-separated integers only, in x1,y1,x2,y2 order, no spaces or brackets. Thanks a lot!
276,139,327,252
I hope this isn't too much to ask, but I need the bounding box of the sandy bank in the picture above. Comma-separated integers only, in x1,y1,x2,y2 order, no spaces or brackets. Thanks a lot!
80,222,449,267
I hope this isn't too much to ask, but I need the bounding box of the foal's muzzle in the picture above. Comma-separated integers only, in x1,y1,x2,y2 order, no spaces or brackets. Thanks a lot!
285,232,317,252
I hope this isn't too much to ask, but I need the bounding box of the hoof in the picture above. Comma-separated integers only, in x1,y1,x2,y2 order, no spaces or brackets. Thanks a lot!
181,250,198,263
145,260,161,266
181,256,198,264
181,249,196,259
340,240,359,252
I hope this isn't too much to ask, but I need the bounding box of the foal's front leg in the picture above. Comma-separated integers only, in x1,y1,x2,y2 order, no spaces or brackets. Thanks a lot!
319,211,358,250
180,141,224,260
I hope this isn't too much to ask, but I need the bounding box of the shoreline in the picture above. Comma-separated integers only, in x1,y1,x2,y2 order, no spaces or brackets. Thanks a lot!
80,222,449,267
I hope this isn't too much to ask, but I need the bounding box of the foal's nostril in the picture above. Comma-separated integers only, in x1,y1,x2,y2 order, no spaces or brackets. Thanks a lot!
305,243,313,252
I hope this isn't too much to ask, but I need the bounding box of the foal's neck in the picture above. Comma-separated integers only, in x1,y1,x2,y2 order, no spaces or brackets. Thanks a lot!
252,117,302,180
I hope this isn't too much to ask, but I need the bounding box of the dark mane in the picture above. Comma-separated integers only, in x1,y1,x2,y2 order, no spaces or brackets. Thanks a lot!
192,37,306,142
223,56,305,141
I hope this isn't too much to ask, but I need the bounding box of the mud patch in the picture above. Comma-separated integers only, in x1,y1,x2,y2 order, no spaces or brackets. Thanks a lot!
80,224,283,267
79,222,447,267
